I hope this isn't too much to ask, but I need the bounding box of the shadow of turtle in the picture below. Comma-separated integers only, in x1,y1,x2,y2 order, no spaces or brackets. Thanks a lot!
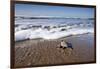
66,42,73,50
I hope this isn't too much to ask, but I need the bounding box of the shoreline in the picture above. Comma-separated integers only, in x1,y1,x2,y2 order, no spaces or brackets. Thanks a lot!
15,33,93,43
14,33,95,67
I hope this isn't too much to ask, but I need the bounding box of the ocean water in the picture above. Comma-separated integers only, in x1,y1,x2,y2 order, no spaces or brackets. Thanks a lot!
15,17,94,41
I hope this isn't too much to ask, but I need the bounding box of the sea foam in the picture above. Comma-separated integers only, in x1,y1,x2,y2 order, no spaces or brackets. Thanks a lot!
15,18,94,41
15,27,94,41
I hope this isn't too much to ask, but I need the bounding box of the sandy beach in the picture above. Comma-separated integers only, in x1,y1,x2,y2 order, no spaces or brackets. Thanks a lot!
14,33,95,68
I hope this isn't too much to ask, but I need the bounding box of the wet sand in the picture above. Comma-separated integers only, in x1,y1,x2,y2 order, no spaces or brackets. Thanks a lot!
14,34,95,68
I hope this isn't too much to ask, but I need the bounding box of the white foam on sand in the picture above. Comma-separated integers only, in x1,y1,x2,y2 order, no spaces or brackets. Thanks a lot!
15,27,94,41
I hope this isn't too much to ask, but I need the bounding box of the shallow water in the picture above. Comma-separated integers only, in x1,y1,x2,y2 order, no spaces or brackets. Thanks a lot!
15,17,94,41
